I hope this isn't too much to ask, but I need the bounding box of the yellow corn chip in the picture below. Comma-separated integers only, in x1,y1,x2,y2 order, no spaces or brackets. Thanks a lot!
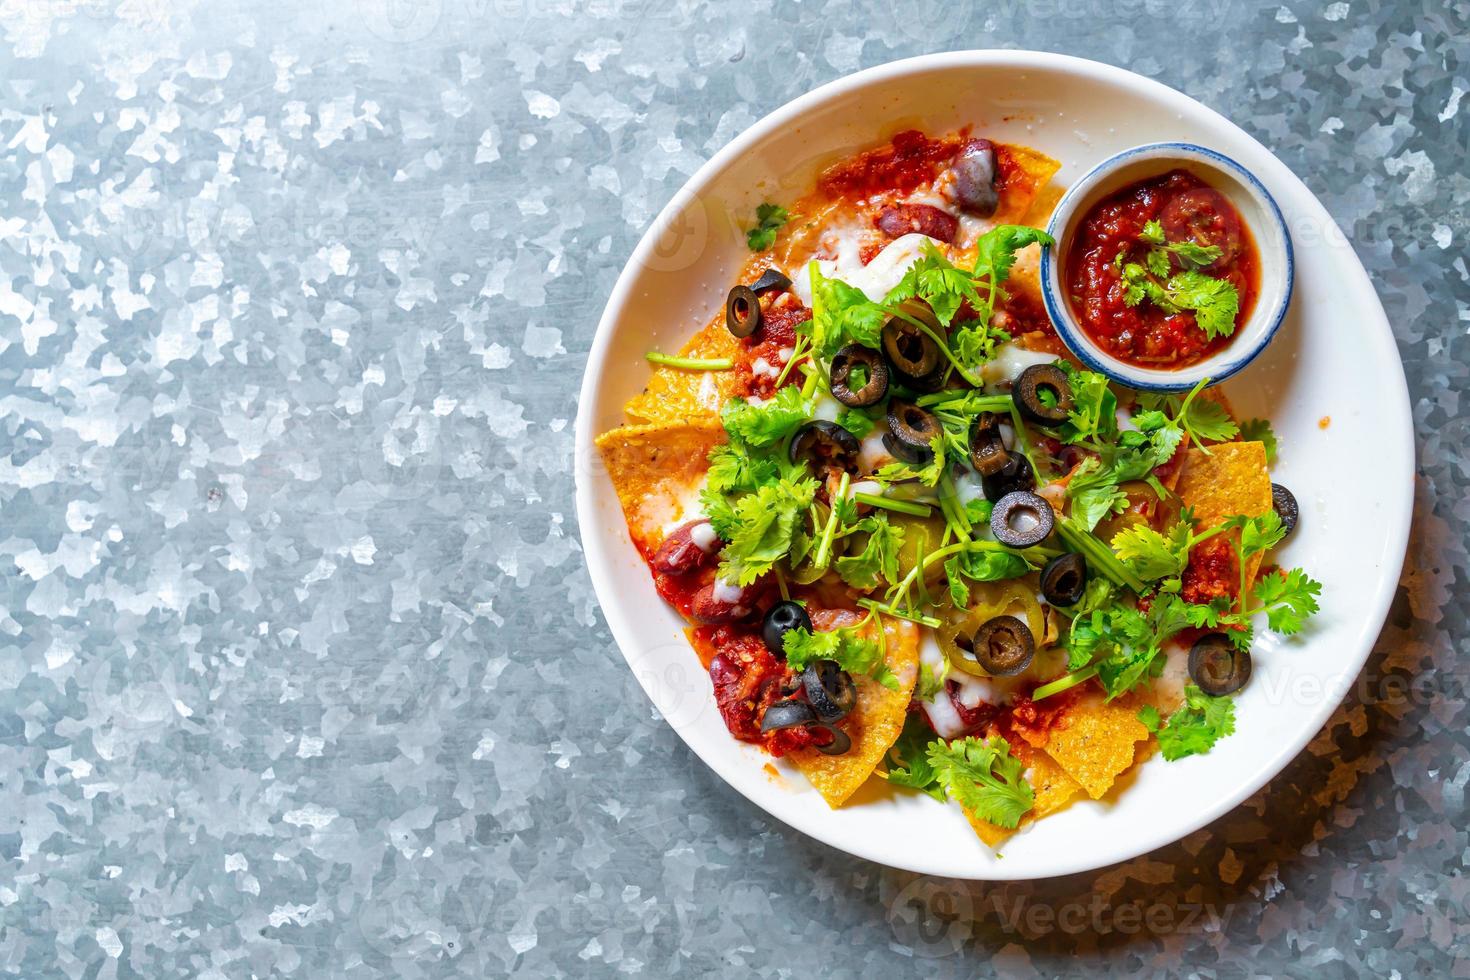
1020,694,1150,800
623,319,742,424
594,419,724,555
791,616,919,808
994,142,1062,225
1175,440,1273,591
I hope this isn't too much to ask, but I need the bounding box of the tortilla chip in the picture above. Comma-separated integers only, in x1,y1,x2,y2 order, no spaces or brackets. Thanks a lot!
594,419,725,555
964,738,1084,847
624,318,743,424
791,616,919,807
1175,440,1273,590
993,142,1062,225
1019,694,1149,800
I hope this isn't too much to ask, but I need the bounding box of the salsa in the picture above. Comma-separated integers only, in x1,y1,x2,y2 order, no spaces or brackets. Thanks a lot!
1065,169,1259,368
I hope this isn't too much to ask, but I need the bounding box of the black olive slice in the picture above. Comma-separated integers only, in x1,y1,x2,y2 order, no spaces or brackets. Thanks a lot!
881,317,942,381
829,344,889,407
761,699,818,733
990,491,1055,548
750,267,792,295
1040,552,1089,606
885,399,943,462
1013,363,1074,425
812,723,852,755
789,420,861,475
802,660,857,723
1272,483,1299,537
725,284,761,339
1188,632,1251,696
761,600,812,657
968,411,1010,476
981,453,1035,502
955,614,1035,677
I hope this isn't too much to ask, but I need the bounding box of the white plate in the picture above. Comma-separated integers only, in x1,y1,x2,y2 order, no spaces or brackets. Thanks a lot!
574,51,1413,880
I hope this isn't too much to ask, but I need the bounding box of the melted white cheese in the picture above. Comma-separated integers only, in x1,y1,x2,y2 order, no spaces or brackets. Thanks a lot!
789,232,939,307
981,343,1059,389
711,578,744,603
689,522,720,552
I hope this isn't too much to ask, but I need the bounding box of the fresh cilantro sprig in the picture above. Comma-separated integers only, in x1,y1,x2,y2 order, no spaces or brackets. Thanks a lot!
926,735,1035,829
1238,417,1278,463
1138,683,1236,760
1117,256,1240,341
834,513,905,591
1139,219,1223,271
746,202,789,251
883,714,947,801
782,615,899,690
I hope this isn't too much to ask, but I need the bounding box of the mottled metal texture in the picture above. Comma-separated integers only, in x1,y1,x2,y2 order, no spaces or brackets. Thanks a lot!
0,0,1462,977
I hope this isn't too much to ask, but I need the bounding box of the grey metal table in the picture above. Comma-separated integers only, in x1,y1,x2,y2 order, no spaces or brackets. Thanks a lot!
0,1,1463,976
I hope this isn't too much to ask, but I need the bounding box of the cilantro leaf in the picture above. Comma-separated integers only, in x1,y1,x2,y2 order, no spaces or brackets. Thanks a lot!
951,319,1012,368
1166,270,1240,340
1252,567,1322,635
1238,418,1278,464
720,386,811,447
1057,367,1118,447
884,242,983,326
805,263,888,359
745,202,788,252
1140,684,1236,761
1111,521,1191,582
926,735,1035,829
717,476,819,585
885,715,947,801
782,622,899,690
835,408,875,438
835,514,905,591
973,225,1053,290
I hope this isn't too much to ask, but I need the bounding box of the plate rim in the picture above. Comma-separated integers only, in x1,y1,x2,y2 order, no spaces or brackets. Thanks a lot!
573,49,1414,880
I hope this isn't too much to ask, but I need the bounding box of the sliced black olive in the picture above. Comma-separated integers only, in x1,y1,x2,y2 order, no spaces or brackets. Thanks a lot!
881,317,942,381
981,452,1035,502
802,660,857,723
811,723,852,755
1013,363,1074,425
952,138,999,217
750,268,792,295
1188,632,1251,696
990,491,1055,547
761,600,812,657
1272,483,1299,537
725,284,761,339
954,614,1034,677
829,344,889,407
789,420,860,474
761,698,818,733
1040,552,1088,606
885,399,943,462
968,411,1010,477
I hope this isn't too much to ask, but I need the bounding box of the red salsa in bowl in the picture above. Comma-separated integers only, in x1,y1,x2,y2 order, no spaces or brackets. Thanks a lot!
1064,169,1259,369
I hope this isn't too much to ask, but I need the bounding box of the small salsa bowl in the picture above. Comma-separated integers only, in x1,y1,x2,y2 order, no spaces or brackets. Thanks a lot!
1038,141,1294,392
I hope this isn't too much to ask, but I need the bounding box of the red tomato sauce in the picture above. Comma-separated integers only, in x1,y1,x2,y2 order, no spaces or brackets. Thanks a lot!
1064,169,1258,368
733,299,809,399
819,129,963,198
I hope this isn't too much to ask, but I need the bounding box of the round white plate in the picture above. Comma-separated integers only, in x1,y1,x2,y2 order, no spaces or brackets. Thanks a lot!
574,51,1413,880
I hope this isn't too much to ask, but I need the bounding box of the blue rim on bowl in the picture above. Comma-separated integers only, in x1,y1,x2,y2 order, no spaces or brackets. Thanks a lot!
1038,141,1296,392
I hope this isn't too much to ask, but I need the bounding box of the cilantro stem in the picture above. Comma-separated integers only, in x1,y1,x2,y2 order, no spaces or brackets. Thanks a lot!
800,365,821,399
1056,519,1147,593
1177,377,1214,453
938,477,971,539
773,334,811,388
853,492,932,518
812,472,851,571
859,598,942,629
1033,666,1098,701
644,352,733,371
